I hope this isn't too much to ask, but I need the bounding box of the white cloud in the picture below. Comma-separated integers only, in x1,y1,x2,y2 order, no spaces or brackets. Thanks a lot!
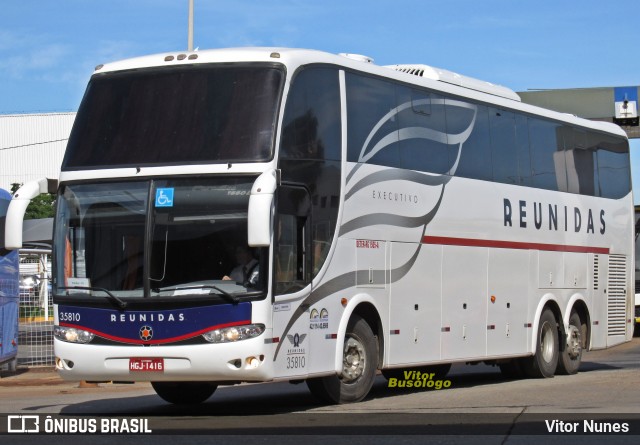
192,0,328,49
0,27,79,80
0,43,72,79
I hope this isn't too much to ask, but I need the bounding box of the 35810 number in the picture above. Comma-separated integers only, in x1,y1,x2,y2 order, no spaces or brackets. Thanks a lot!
286,356,305,369
58,312,81,322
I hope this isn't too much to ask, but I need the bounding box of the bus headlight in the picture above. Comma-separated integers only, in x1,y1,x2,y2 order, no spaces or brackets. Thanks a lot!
54,326,95,344
202,324,265,343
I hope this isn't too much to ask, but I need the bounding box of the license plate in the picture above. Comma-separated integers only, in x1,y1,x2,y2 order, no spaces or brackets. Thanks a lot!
129,357,164,372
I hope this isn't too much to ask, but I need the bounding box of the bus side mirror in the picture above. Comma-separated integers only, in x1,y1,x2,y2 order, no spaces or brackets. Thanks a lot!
248,169,278,247
4,178,58,250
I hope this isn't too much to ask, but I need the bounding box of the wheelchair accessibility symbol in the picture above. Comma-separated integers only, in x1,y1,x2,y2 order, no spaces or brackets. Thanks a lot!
155,188,174,207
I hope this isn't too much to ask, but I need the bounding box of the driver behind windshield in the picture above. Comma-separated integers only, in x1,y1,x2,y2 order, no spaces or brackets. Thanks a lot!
222,246,259,287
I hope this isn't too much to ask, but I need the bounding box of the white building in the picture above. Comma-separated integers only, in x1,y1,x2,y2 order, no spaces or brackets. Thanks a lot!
0,112,75,192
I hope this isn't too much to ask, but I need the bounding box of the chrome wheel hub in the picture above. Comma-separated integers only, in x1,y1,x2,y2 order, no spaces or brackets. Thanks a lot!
566,325,582,359
342,336,366,382
540,321,555,363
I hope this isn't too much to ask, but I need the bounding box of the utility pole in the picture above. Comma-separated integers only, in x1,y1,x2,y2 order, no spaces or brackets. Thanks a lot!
188,0,194,51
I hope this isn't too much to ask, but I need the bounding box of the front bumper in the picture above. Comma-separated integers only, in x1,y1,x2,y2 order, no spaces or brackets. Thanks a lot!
54,334,274,382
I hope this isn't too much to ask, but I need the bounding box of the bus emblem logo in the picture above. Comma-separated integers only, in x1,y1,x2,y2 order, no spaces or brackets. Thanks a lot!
287,333,306,348
139,325,154,341
155,188,174,207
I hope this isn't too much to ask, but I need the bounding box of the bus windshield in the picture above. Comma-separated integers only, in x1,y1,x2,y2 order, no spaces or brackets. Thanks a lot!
62,64,284,169
53,177,266,302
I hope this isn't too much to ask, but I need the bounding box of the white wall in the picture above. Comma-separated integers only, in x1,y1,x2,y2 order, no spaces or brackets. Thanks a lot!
0,113,75,192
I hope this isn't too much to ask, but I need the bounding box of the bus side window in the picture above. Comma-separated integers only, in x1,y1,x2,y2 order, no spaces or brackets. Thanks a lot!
515,115,533,187
345,73,401,168
594,134,631,199
275,186,311,295
490,108,518,185
275,214,297,286
529,118,564,192
398,87,452,174
453,104,492,181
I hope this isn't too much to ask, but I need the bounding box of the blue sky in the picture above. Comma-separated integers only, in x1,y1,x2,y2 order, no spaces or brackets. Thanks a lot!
2,0,640,198
2,0,639,113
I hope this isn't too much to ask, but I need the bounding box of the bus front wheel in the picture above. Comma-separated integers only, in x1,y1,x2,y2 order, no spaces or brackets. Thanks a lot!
151,381,217,405
522,308,558,378
306,315,378,404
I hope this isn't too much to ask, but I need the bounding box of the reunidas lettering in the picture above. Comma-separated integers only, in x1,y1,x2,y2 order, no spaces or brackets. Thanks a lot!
503,198,605,235
110,312,185,323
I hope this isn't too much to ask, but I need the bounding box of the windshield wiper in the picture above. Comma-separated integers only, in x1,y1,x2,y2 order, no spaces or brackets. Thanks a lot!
58,286,128,309
151,285,239,304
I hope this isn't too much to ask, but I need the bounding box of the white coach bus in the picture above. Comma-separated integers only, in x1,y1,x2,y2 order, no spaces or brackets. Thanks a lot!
14,48,634,404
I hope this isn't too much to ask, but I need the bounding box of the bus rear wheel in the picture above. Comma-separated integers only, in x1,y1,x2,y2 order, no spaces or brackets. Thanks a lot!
151,381,217,405
306,315,378,404
522,308,558,378
556,311,584,375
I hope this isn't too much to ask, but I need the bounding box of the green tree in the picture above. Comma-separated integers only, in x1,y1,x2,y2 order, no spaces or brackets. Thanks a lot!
10,182,56,220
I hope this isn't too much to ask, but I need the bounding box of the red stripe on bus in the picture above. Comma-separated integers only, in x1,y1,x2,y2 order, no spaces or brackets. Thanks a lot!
59,320,251,345
421,236,609,255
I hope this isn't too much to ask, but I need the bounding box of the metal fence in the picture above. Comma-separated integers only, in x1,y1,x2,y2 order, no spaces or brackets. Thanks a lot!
16,250,54,368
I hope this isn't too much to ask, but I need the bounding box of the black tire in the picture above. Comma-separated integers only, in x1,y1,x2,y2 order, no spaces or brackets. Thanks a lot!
382,363,451,381
556,311,584,375
151,382,217,405
307,315,378,404
521,308,559,378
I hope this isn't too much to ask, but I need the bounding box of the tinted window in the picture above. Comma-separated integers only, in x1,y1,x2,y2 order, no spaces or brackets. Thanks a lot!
148,178,265,292
397,87,453,174
490,108,518,184
280,66,342,279
453,103,492,181
529,118,564,191
515,115,533,186
281,67,341,161
275,186,311,295
593,133,631,199
346,73,401,168
564,127,597,196
64,64,284,169
344,71,630,200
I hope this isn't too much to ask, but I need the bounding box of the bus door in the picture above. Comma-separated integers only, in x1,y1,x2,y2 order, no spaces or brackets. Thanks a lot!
272,185,312,377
